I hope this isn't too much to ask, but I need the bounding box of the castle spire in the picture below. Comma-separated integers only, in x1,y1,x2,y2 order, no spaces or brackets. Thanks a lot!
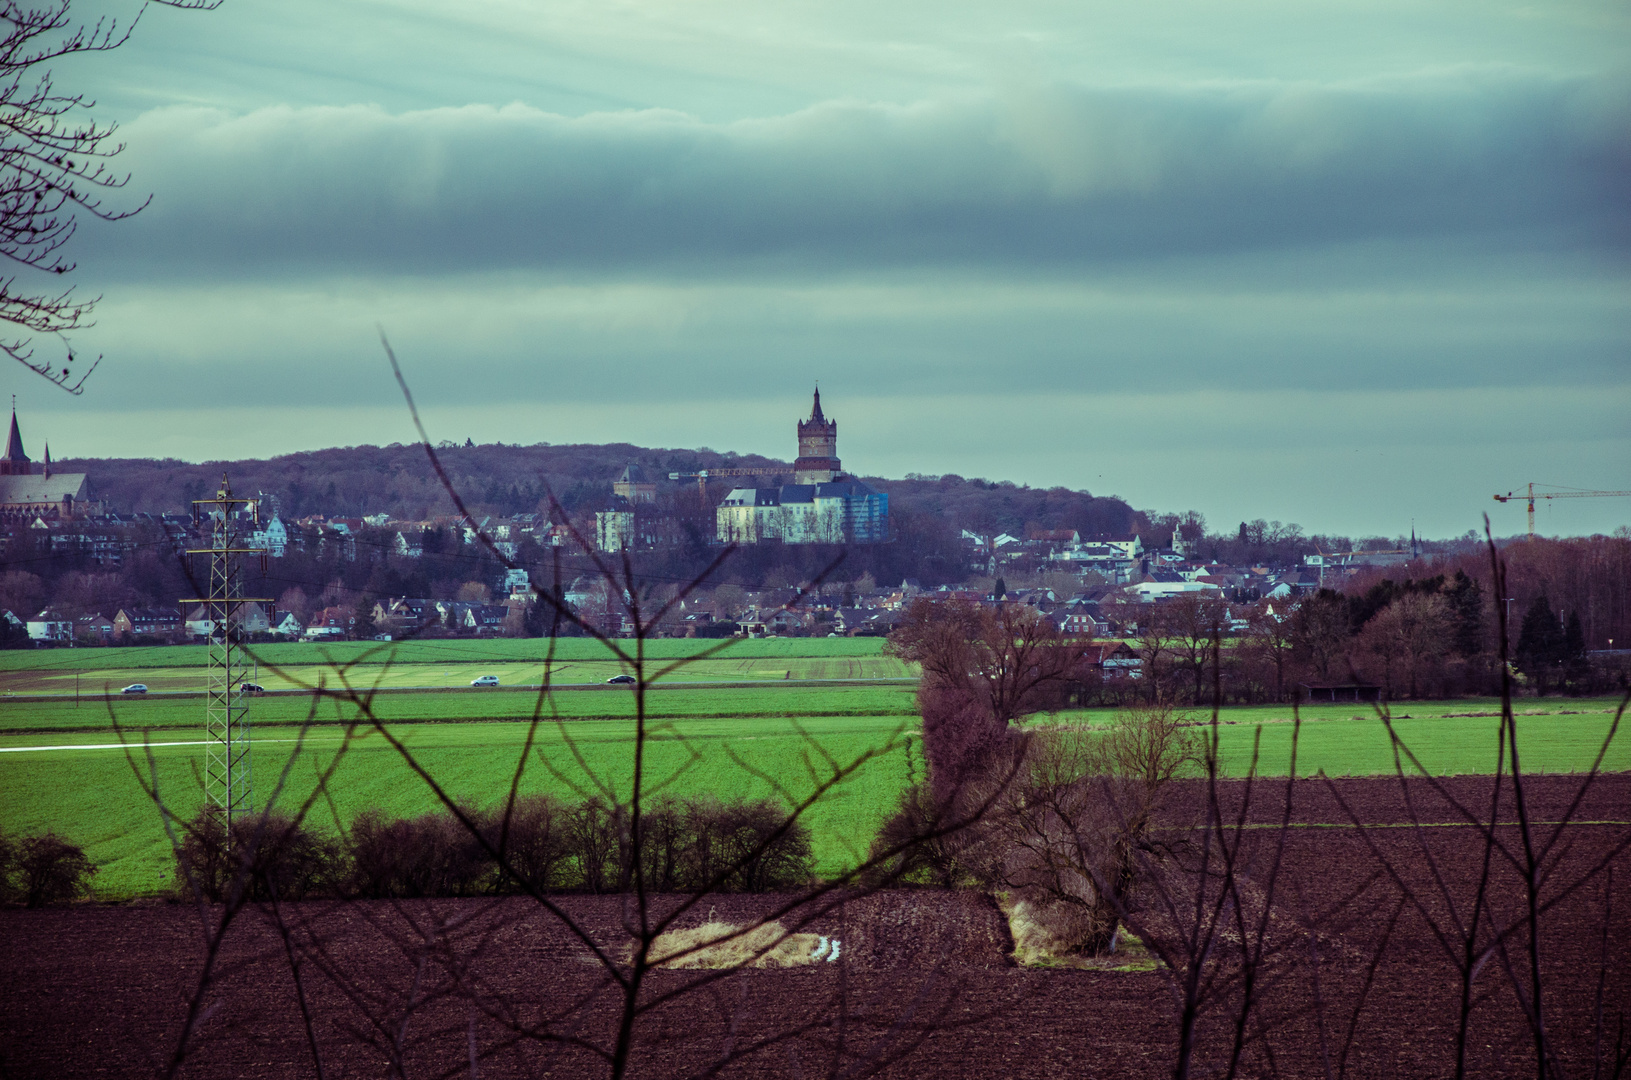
794,384,840,484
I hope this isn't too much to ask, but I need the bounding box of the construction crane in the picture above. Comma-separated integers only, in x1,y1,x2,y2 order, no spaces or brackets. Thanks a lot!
668,468,786,502
1494,483,1631,538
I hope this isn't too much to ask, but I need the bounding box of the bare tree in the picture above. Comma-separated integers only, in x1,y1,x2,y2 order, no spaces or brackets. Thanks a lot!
1243,597,1297,703
1360,591,1450,700
0,0,216,391
885,597,1088,799
963,704,1203,958
1168,593,1227,705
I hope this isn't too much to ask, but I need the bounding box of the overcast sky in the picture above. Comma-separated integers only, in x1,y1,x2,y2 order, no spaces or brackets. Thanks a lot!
11,0,1629,538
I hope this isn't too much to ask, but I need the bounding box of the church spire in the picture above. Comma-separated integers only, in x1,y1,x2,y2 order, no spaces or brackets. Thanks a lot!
3,401,29,475
42,440,50,479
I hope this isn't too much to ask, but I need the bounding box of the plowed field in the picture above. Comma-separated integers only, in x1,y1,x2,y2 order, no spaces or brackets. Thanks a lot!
2,775,1627,1079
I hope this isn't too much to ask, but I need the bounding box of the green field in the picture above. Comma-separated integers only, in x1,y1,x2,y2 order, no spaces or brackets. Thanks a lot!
1036,699,1629,778
0,714,920,897
1,696,1623,899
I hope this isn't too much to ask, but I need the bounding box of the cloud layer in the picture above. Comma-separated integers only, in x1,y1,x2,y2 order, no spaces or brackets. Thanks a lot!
15,2,1625,539
91,69,1629,277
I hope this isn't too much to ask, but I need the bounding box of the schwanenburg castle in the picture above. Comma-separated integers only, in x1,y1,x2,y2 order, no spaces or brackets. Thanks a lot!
714,390,888,545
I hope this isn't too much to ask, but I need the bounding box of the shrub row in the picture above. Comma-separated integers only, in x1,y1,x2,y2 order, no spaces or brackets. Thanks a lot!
0,830,97,907
175,794,814,902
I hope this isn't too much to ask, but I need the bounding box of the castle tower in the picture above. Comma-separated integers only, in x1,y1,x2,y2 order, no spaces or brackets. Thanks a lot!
793,387,841,485
2,405,31,477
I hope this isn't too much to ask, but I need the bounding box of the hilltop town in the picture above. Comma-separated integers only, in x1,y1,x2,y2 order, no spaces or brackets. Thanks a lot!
2,396,1625,699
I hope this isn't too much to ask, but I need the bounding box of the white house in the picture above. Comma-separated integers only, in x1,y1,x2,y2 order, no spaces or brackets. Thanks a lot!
249,515,288,557
503,568,535,598
596,510,635,552
26,608,72,643
184,606,215,638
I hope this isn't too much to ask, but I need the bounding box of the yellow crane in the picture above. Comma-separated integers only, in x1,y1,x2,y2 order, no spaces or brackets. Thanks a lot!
1493,483,1631,537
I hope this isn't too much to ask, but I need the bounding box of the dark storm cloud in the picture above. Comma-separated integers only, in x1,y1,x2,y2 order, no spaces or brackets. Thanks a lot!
90,68,1628,279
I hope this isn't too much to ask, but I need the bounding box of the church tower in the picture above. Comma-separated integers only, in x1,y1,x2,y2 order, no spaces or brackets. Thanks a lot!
2,406,31,477
793,387,841,485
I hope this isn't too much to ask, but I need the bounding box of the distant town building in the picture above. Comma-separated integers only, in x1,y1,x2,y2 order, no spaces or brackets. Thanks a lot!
0,407,91,522
596,509,635,552
27,609,72,644
613,464,657,503
249,515,288,556
112,607,184,639
716,390,889,545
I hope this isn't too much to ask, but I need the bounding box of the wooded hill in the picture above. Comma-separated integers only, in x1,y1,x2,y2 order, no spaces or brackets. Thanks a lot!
55,441,1144,542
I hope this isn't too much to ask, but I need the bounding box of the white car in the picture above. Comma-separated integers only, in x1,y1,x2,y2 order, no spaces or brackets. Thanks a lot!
120,683,148,694
470,675,500,687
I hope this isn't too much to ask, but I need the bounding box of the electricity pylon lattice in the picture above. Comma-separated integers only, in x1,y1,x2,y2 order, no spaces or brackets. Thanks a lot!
182,475,271,834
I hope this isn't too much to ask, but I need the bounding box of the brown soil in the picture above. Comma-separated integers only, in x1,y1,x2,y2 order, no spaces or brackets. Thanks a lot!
1,775,1627,1079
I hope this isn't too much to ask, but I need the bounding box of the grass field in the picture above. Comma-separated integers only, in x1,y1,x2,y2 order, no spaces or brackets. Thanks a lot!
0,714,920,897
0,696,1623,899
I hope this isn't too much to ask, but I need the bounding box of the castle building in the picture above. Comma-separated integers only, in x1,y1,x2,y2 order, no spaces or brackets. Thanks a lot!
717,390,888,545
612,464,656,503
793,388,840,484
0,407,90,522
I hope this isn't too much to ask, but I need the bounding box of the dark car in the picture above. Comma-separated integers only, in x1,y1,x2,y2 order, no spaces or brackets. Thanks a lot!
605,674,636,684
237,682,265,695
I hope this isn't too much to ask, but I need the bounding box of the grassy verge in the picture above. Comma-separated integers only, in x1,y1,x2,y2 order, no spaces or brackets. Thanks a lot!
0,636,890,672
0,656,916,695
0,685,920,732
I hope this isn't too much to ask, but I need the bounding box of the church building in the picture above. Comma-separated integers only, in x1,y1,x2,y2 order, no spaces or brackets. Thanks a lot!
0,407,90,522
717,390,889,545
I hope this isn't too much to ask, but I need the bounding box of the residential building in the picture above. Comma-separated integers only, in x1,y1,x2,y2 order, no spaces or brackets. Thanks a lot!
112,607,183,639
596,509,635,552
27,609,72,643
249,515,288,557
75,614,115,643
183,602,272,639
303,607,354,639
463,603,511,635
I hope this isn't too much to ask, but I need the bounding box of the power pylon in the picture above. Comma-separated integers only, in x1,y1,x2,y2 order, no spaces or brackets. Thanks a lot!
182,475,271,835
